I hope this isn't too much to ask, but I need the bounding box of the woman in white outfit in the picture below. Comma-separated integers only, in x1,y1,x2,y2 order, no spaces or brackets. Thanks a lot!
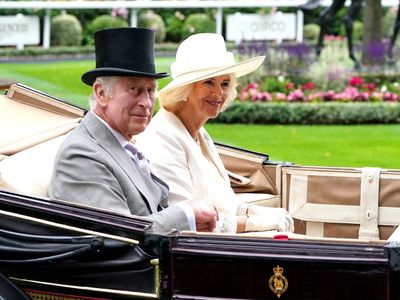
137,33,294,233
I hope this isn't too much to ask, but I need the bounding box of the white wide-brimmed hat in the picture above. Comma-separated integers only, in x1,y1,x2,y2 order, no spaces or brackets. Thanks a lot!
159,33,265,95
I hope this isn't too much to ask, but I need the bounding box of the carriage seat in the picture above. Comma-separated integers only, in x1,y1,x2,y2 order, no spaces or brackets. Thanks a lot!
0,134,68,197
0,130,280,208
235,193,280,208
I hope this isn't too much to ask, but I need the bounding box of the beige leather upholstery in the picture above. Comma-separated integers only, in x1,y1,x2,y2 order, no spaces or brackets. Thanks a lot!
0,95,80,156
283,166,400,240
0,85,83,198
0,134,68,197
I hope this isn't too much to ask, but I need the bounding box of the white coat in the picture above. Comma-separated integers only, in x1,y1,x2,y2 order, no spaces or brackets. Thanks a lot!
136,108,238,232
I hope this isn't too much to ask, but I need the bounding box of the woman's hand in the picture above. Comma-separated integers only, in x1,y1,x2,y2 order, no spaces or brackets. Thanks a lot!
245,206,294,232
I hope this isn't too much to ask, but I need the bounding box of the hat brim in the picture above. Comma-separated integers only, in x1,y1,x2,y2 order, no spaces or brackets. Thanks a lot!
159,56,265,95
81,68,169,86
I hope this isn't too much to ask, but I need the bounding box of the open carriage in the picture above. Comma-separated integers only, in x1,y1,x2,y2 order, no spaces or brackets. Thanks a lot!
0,83,399,299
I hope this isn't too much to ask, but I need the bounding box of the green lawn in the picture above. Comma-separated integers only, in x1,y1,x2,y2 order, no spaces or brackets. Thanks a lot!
1,58,174,108
2,59,399,168
205,124,400,169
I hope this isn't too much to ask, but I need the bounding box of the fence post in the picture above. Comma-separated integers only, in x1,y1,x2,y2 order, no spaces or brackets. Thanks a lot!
296,9,303,43
43,9,51,49
216,7,223,35
130,9,138,27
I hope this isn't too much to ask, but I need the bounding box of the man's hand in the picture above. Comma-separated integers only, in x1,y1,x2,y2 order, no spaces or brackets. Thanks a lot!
187,199,218,232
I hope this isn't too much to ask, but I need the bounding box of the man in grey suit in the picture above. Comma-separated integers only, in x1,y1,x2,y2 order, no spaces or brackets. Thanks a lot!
48,27,217,233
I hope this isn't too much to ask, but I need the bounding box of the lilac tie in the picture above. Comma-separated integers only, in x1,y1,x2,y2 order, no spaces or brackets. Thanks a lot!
124,143,151,177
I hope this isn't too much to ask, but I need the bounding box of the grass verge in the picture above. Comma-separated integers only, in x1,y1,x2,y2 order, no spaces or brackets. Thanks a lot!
205,123,400,168
1,58,174,107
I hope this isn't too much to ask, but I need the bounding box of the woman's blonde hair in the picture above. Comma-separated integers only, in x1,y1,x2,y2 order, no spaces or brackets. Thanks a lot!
158,74,238,112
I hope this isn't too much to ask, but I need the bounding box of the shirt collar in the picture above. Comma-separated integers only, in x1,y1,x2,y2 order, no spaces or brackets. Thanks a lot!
92,112,129,148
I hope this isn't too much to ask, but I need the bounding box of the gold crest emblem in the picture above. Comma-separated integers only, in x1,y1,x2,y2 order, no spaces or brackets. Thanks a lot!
268,265,288,298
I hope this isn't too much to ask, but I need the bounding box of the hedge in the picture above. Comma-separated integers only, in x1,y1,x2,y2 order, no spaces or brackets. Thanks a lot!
51,14,83,47
211,102,400,124
138,11,167,43
0,44,179,60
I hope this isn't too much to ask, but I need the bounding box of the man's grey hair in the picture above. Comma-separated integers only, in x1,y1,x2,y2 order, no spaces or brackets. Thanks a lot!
88,76,119,110
158,74,238,112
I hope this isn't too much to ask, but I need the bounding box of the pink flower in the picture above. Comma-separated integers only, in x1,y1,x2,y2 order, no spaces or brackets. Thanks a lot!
332,92,343,101
360,83,376,92
259,91,272,102
353,92,370,102
287,89,305,102
324,35,337,42
383,92,399,102
285,82,295,90
248,82,259,90
322,90,336,101
307,92,322,101
349,76,363,86
343,86,359,99
324,34,346,42
251,91,271,102
240,90,249,101
249,88,258,98
368,83,376,91
275,92,287,101
302,82,315,91
111,8,128,20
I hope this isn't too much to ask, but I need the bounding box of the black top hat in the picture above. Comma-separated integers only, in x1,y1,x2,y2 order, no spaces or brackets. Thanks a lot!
81,27,168,86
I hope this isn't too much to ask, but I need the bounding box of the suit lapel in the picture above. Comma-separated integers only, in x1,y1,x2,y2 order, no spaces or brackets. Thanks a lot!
151,173,169,208
162,108,228,183
160,108,228,181
82,112,159,212
198,129,228,181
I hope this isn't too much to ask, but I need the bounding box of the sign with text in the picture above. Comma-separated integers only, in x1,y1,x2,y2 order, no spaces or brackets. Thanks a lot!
227,13,297,42
0,15,40,46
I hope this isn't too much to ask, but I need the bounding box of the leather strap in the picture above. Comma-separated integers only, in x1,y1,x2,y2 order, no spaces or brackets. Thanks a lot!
291,203,399,225
358,167,381,240
306,221,324,237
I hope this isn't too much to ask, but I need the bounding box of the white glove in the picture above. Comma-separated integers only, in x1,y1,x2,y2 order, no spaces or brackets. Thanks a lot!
246,205,294,232
213,213,238,233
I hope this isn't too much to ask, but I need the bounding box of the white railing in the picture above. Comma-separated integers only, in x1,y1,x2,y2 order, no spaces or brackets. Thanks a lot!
0,0,398,49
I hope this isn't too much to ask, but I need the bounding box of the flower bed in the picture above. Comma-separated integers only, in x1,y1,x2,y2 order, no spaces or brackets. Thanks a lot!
220,75,400,124
239,76,399,103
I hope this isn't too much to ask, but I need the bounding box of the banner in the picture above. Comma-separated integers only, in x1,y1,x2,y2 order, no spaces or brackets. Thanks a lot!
0,15,40,46
227,13,298,42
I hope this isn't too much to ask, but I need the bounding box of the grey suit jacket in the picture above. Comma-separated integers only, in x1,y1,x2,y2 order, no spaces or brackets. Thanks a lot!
48,111,190,232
